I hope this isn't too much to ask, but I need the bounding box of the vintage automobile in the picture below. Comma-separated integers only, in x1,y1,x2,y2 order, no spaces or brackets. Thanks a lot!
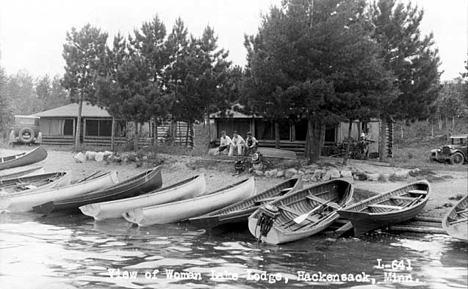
430,134,468,165
9,115,42,145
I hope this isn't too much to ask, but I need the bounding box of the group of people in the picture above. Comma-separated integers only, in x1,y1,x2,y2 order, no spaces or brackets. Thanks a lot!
218,130,258,156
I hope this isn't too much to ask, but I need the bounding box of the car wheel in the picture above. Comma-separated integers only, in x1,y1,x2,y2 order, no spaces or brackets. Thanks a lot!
450,152,465,165
18,127,34,144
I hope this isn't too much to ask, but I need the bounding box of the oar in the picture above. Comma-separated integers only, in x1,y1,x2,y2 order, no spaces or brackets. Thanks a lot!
450,217,468,225
293,199,334,224
401,195,423,209
455,208,468,214
76,171,101,184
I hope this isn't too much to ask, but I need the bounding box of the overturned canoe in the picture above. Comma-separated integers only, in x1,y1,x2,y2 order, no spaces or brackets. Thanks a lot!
33,166,163,215
0,146,48,171
0,166,45,181
190,177,303,230
442,194,468,242
124,177,256,226
337,180,431,236
5,170,118,212
80,174,206,221
248,179,354,245
0,171,71,193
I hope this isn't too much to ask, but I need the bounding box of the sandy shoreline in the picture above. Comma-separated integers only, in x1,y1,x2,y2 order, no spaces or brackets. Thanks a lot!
1,146,466,219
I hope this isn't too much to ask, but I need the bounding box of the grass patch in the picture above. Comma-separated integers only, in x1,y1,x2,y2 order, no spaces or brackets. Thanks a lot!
388,173,406,182
377,173,387,182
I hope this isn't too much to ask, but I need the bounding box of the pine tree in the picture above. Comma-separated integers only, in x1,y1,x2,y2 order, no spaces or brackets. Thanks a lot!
62,24,108,150
243,0,395,163
370,0,441,121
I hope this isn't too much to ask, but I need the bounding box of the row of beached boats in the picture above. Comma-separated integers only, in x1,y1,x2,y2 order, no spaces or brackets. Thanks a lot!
0,147,466,244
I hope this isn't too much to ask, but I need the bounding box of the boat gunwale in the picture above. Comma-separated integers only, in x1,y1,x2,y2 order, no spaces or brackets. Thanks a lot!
191,177,302,220
54,167,162,204
337,180,431,217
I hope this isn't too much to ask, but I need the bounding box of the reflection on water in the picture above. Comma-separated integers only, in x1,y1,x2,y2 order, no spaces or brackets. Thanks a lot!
0,212,467,289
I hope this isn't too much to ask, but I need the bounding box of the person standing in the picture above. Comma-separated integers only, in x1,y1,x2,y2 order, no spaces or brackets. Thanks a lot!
218,131,231,154
244,131,258,155
229,131,245,156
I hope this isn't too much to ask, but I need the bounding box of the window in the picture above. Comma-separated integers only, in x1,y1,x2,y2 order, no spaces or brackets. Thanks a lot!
295,119,308,141
255,120,274,140
85,119,113,137
64,119,74,136
325,126,336,143
216,119,251,138
254,120,290,140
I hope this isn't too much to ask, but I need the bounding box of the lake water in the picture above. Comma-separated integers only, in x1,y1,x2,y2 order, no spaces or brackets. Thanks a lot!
0,212,466,289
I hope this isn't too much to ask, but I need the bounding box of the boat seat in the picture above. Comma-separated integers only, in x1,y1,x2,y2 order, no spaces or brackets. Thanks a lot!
408,190,427,195
306,195,340,209
390,196,415,201
369,204,402,210
254,197,277,205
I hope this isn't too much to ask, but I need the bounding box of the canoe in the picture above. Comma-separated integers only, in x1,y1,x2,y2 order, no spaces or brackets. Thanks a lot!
32,166,163,215
0,171,71,193
124,177,256,226
5,170,119,212
190,177,303,230
337,180,431,236
0,166,45,181
80,174,206,221
248,179,353,245
0,146,48,171
442,194,468,242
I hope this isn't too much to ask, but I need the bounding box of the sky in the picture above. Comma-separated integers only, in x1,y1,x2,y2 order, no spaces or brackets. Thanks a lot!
0,0,466,81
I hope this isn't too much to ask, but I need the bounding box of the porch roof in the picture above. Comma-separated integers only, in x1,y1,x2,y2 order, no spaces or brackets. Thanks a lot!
32,102,111,118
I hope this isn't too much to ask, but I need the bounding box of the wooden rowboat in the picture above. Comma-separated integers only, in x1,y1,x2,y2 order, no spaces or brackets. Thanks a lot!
442,194,468,242
5,170,119,212
337,180,431,236
124,177,256,226
0,147,48,171
80,174,206,221
32,166,163,215
0,171,71,193
248,179,353,245
0,167,45,181
190,177,303,230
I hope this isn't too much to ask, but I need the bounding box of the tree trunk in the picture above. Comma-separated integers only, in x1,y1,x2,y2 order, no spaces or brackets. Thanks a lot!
111,116,116,151
343,120,353,165
133,121,139,152
74,95,84,151
378,118,387,162
451,116,455,130
306,118,324,164
445,116,449,139
153,118,158,153
274,121,280,149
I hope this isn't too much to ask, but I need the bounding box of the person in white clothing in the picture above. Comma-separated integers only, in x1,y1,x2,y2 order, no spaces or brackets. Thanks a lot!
218,131,231,154
229,131,245,156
